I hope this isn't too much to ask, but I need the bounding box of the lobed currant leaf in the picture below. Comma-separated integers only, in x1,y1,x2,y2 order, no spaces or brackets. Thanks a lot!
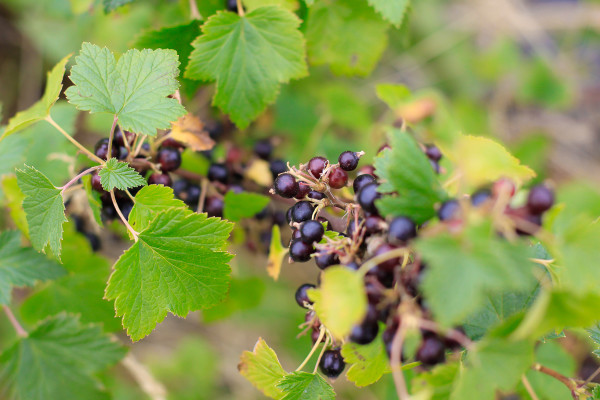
367,0,411,27
277,372,335,400
239,338,287,399
128,185,187,232
103,0,136,12
98,158,147,191
1,176,28,236
81,174,103,227
105,208,234,341
341,334,391,387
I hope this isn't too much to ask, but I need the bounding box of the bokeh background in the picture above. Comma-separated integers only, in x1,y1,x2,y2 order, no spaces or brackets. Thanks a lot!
1,0,600,398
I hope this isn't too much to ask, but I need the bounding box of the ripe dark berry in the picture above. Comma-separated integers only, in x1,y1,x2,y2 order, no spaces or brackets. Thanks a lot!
161,137,184,149
295,283,315,308
205,196,224,218
208,163,228,184
373,243,400,271
186,185,201,205
291,229,302,241
471,189,491,206
226,0,239,12
438,199,461,221
328,167,348,189
91,171,104,192
416,336,446,366
353,174,375,194
425,145,442,161
295,183,311,199
350,316,379,345
315,251,339,270
94,138,119,160
319,349,345,378
270,159,287,178
346,219,363,238
84,232,101,252
364,215,384,235
338,151,359,171
289,239,314,262
157,147,182,172
286,207,293,224
300,220,324,243
272,211,286,226
307,156,328,179
148,173,172,187
308,191,326,200
119,200,134,220
173,180,189,198
388,216,417,243
118,146,128,160
114,127,135,147
291,201,314,223
344,261,360,271
317,216,332,231
254,139,273,160
357,183,380,215
430,159,440,174
274,173,299,198
527,185,554,215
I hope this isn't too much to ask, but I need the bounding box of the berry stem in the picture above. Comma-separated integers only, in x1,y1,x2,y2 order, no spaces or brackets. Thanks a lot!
390,323,410,400
111,189,139,241
196,178,209,214
521,375,540,400
357,248,409,277
188,0,201,20
312,335,330,375
107,115,119,163
121,353,167,400
296,326,325,372
132,135,147,159
3,304,27,337
59,165,102,195
580,365,600,388
45,116,104,164
533,363,581,399
236,0,245,16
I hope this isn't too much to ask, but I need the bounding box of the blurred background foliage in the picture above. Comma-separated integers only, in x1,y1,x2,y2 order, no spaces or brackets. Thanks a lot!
1,0,600,398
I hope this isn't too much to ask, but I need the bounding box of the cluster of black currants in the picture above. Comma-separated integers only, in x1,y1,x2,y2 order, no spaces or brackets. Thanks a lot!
273,144,556,377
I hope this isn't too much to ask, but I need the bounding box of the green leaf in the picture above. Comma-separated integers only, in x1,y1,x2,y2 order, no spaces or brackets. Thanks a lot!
81,175,103,227
203,276,265,322
1,176,28,236
308,266,367,339
412,363,459,400
277,372,335,400
224,191,270,222
239,338,287,399
267,225,287,280
0,135,28,178
105,208,234,341
519,341,575,400
341,332,391,387
98,158,146,191
451,339,534,400
1,55,70,140
244,0,298,11
374,130,447,224
305,0,389,76
65,43,186,136
0,314,126,400
416,220,536,327
185,6,307,128
103,0,136,13
376,83,412,109
367,0,410,27
16,165,67,258
129,185,187,232
0,230,64,304
20,223,122,331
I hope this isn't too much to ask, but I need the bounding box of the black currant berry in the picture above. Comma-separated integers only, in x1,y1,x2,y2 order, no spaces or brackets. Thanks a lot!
295,183,311,199
208,163,229,184
285,207,293,224
91,171,104,192
338,151,360,171
438,199,461,221
364,215,384,234
416,336,446,366
373,243,400,271
114,127,135,147
353,174,375,194
471,188,491,206
186,185,201,205
161,137,184,149
308,191,325,200
300,220,324,243
270,159,287,178
388,216,417,243
307,156,328,179
173,180,189,198
315,251,339,270
157,147,182,172
84,232,101,252
291,201,314,223
295,283,316,308
274,173,299,198
319,349,345,378
527,184,554,215
346,219,362,238
94,138,119,160
425,145,442,161
205,196,224,218
349,316,379,345
254,139,273,160
289,239,314,262
148,173,172,187
357,183,380,215
328,167,348,189
226,0,239,12
344,261,360,271
119,200,134,220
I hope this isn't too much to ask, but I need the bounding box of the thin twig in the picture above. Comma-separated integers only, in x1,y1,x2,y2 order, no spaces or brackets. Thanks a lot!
188,0,201,20
3,305,27,337
312,336,330,375
522,375,540,400
121,353,167,400
580,365,600,388
533,364,579,399
107,115,118,162
45,116,104,164
296,327,325,372
236,0,245,16
357,248,409,277
111,190,139,241
197,178,209,214
60,166,101,195
391,323,410,400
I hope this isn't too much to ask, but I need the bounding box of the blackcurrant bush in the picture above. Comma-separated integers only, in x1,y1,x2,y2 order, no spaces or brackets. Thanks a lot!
295,182,311,199
295,283,315,308
349,316,379,345
471,188,491,206
319,349,345,378
157,147,182,172
437,199,461,221
300,220,324,243
289,239,314,262
416,336,446,366
357,183,380,215
208,163,229,184
353,173,375,194
254,139,273,160
388,216,417,243
274,173,299,198
338,151,359,171
315,251,339,270
328,167,348,189
527,184,554,215
205,196,224,218
148,173,172,187
307,156,328,179
291,201,314,223
270,159,287,178
425,144,442,161
94,138,119,160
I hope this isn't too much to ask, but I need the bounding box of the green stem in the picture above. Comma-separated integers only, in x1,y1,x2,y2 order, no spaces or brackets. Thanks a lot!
107,115,118,162
45,116,104,164
111,190,138,241
296,326,325,372
3,305,27,337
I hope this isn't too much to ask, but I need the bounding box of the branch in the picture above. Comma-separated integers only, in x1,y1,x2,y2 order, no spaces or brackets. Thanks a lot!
106,115,118,162
391,323,410,400
3,305,27,337
45,116,104,164
60,165,101,195
110,190,139,241
189,0,201,20
121,353,167,400
533,363,579,399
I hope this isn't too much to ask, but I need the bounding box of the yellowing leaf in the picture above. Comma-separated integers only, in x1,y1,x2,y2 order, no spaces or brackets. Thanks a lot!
170,114,215,152
239,338,286,399
446,135,536,188
246,159,274,187
308,266,367,339
267,225,287,281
